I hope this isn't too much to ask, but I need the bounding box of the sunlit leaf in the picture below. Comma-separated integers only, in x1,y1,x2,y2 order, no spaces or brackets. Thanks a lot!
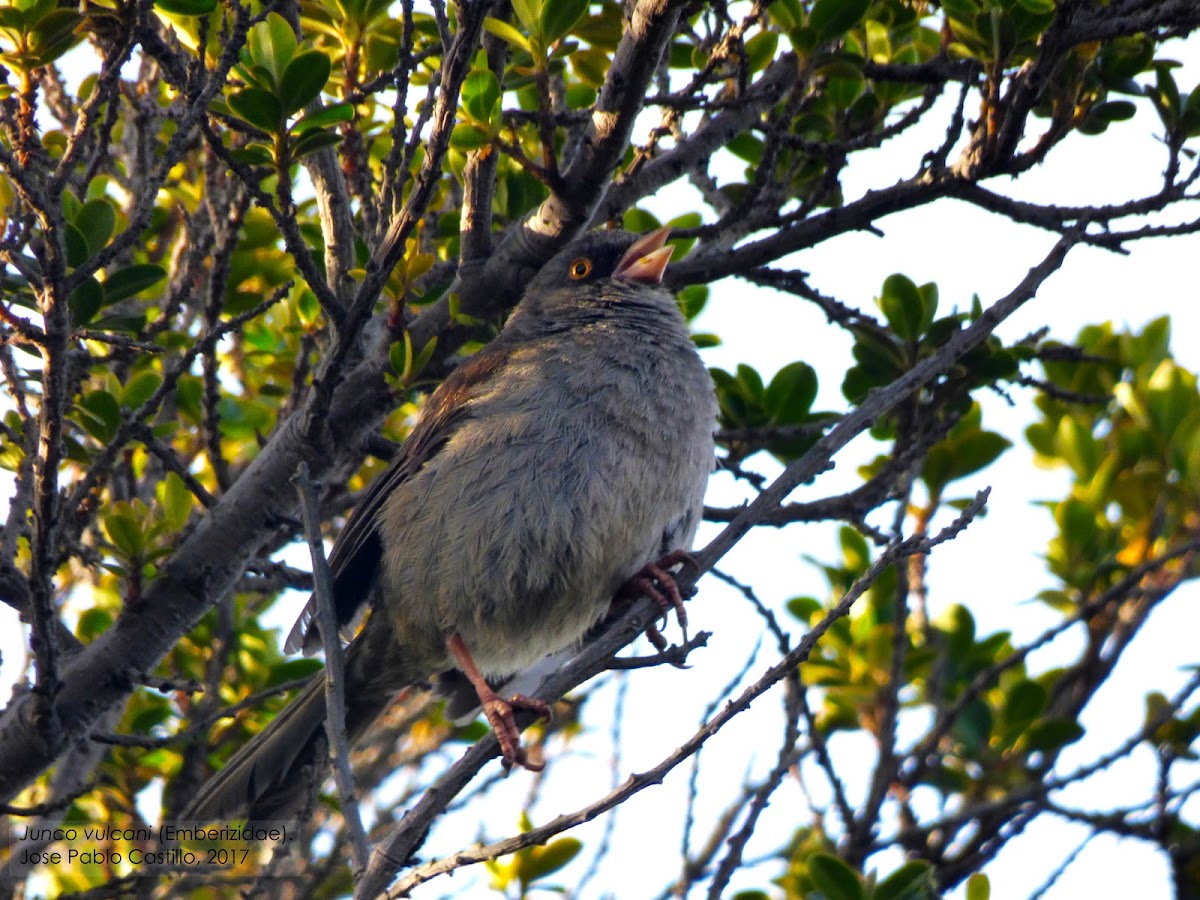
279,50,331,116
248,11,297,86
153,0,216,16
483,16,532,54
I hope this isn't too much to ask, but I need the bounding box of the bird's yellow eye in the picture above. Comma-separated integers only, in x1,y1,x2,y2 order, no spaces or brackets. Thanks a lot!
569,258,592,280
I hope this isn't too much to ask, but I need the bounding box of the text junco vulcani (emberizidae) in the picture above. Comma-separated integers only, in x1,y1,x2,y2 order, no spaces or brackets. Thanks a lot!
182,228,716,821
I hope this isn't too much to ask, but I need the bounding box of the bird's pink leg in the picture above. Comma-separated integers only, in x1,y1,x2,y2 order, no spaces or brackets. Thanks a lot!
445,632,551,772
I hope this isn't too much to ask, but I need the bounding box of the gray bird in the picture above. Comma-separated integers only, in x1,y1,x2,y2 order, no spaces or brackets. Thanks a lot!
181,228,717,821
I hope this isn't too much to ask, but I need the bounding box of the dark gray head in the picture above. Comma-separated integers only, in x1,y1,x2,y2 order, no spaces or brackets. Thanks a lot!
506,228,678,332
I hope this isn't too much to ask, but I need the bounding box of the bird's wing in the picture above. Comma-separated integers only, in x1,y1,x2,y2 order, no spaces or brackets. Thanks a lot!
285,342,516,654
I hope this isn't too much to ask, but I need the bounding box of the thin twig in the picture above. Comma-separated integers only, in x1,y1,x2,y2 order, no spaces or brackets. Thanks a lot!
295,462,371,873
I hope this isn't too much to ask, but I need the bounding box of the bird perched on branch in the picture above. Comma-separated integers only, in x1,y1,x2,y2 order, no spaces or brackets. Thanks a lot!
182,228,717,822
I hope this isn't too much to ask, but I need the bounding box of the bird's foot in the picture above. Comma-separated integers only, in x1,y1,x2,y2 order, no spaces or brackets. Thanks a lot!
445,632,550,772
481,693,550,772
619,550,696,654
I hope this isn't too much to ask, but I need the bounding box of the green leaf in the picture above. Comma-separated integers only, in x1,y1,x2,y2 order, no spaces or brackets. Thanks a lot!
61,188,81,222
483,16,532,54
75,198,116,256
808,0,869,41
121,370,162,409
840,525,870,573
454,719,490,742
25,8,82,62
665,211,702,257
744,31,778,73
735,364,765,402
1081,99,1139,135
952,700,993,753
1097,36,1154,85
248,11,296,86
291,102,353,133
0,8,21,34
966,873,991,900
570,47,610,87
765,361,817,424
462,68,501,123
279,50,331,116
410,335,438,382
153,0,216,15
917,282,939,333
1015,0,1054,13
921,446,951,494
386,331,438,385
1149,65,1181,125
1056,496,1096,549
77,389,121,442
623,208,662,233
69,276,104,326
238,62,277,93
449,122,491,150
1053,416,1097,476
516,837,582,886
292,128,342,159
1135,316,1172,366
944,430,1012,482
676,284,708,321
874,861,934,900
87,314,144,335
103,263,166,302
103,506,144,558
1145,360,1195,440
786,595,821,624
229,144,274,167
540,0,586,43
826,73,864,108
228,86,284,132
447,291,482,326
510,0,542,34
767,0,802,29
64,224,90,267
727,132,764,164
129,693,172,732
267,657,324,685
389,337,410,381
879,273,925,341
807,853,863,900
77,607,112,641
942,0,979,29
157,471,193,530
1002,679,1047,735
1023,718,1085,752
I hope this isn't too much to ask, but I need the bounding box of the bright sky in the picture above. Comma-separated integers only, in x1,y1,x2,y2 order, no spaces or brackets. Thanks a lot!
666,41,1200,897
3,25,1200,900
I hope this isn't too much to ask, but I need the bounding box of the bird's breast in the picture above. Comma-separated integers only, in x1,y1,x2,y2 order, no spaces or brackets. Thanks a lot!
377,326,716,676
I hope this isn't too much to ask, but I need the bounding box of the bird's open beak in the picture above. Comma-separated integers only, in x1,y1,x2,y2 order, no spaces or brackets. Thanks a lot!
614,227,674,285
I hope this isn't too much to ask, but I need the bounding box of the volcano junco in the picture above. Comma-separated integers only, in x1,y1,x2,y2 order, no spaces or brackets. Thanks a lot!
182,228,717,821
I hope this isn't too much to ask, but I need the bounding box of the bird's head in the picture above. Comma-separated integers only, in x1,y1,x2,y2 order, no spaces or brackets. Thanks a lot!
509,228,679,331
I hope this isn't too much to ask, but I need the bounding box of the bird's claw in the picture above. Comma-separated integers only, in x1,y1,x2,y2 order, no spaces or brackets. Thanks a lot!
483,693,550,772
620,550,696,662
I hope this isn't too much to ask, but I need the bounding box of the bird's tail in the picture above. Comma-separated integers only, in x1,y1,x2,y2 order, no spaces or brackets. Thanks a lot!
180,617,415,823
